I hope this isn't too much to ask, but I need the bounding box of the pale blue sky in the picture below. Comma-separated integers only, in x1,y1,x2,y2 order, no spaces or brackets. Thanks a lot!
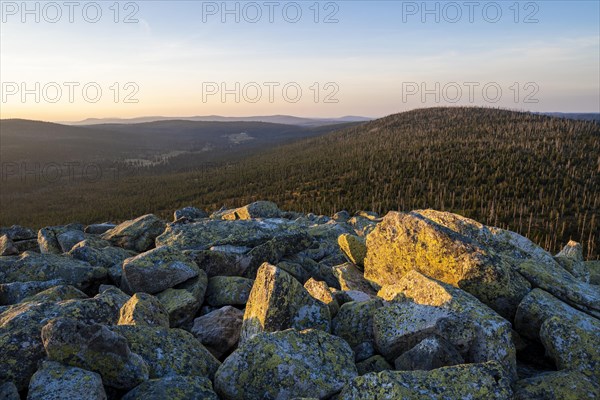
1,0,599,120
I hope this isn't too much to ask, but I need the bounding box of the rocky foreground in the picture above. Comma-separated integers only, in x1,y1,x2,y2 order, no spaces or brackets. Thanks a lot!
1,201,599,399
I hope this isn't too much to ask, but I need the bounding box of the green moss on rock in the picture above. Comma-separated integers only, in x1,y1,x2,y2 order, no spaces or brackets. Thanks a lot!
0,252,107,290
332,299,382,349
356,355,392,376
0,288,127,390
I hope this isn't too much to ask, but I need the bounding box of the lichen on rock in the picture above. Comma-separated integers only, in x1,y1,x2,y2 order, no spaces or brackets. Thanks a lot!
240,263,330,344
215,328,357,400
339,361,513,399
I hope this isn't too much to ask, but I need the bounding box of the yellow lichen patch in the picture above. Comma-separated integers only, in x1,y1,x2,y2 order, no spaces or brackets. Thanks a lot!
119,293,170,328
304,278,340,317
378,276,452,307
338,234,367,267
240,263,330,343
364,211,533,320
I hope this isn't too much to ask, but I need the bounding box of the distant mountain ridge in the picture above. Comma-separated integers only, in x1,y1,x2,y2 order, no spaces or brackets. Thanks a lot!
62,112,600,126
64,115,372,127
538,112,600,122
0,118,362,166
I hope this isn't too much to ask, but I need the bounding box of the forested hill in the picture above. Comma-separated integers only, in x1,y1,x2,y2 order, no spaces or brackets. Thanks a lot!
1,107,598,258
189,107,600,258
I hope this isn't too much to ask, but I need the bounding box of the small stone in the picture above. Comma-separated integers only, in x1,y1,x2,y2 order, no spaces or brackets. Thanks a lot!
333,210,351,222
0,225,36,241
353,342,377,362
332,262,376,295
0,279,66,305
540,315,600,379
69,242,134,269
331,289,373,304
84,223,116,235
156,272,207,328
0,251,107,291
373,301,474,362
514,288,595,342
222,201,281,220
555,240,589,282
112,325,220,380
332,299,383,349
585,260,600,285
37,224,84,254
241,233,313,279
20,285,88,304
0,382,19,400
188,250,248,277
56,230,85,253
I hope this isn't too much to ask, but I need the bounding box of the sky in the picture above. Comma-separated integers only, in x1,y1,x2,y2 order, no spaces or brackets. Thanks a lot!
1,0,599,121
